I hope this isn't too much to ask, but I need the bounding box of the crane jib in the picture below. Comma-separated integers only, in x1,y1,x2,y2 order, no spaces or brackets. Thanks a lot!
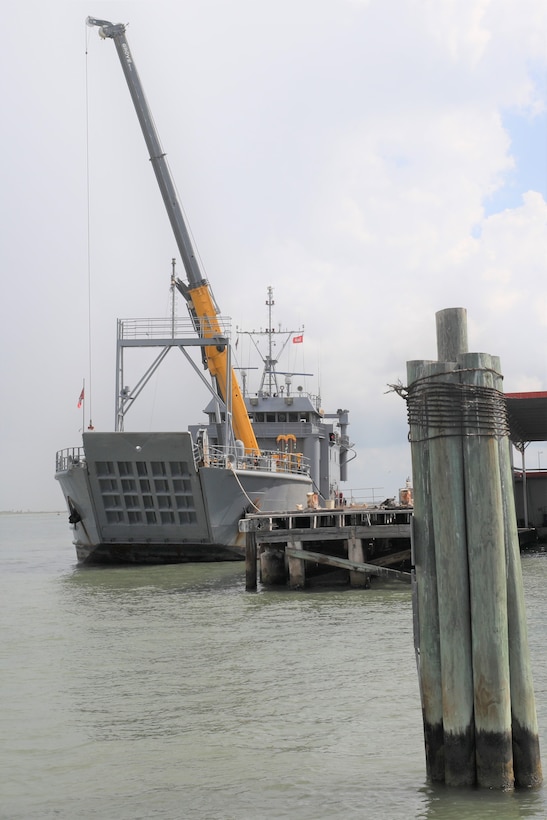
86,16,261,455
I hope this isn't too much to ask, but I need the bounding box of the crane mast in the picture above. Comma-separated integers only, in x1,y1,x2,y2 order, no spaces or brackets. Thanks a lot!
86,17,259,454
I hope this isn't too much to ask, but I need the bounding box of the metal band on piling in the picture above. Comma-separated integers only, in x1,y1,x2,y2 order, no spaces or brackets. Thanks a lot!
405,376,511,442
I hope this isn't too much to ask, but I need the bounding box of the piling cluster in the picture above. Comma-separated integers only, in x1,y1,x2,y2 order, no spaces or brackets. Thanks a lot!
406,308,542,790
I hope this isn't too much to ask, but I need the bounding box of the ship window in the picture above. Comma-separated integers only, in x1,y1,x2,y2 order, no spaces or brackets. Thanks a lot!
121,479,136,492
128,511,142,524
173,478,192,493
254,413,264,422
124,495,140,508
146,511,157,524
117,461,134,476
154,479,169,493
136,462,148,477
175,495,192,509
139,479,151,493
288,413,299,422
151,462,167,477
96,461,114,476
103,495,121,509
266,413,276,422
143,495,154,509
160,511,175,524
158,496,172,509
178,511,196,524
106,510,125,523
99,478,117,492
169,461,188,477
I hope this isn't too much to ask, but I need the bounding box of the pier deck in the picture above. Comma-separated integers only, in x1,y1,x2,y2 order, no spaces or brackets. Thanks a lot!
240,506,413,589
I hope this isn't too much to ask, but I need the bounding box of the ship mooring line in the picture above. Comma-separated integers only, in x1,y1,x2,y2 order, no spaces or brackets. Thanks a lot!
229,464,262,512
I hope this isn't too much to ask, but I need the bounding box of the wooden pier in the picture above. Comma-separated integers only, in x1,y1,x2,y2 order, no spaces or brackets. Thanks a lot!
239,506,412,590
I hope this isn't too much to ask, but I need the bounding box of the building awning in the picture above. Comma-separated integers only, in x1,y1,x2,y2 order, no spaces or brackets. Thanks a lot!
505,391,547,444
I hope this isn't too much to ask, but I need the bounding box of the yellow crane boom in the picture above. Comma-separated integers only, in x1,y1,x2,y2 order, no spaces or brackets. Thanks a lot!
87,17,259,454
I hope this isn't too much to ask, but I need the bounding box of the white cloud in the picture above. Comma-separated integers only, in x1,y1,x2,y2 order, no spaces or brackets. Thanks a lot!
0,0,545,509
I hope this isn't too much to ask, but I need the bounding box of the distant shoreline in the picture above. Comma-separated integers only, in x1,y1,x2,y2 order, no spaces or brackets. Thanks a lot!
0,510,64,515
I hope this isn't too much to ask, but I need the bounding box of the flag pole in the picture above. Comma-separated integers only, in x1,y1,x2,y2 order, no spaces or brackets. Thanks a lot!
82,378,85,435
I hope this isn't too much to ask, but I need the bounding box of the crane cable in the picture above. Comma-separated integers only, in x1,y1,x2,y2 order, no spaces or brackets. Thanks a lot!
84,24,94,430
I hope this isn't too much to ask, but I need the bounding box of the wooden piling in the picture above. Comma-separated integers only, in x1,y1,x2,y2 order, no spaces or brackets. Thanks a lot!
459,351,514,789
406,359,445,782
435,307,468,363
406,310,542,790
425,361,475,786
491,356,543,788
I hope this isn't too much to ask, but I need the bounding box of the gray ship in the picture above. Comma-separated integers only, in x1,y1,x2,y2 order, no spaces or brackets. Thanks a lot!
55,18,353,565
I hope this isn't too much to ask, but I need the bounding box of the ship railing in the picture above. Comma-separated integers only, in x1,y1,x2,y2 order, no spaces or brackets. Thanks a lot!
56,447,86,472
193,442,311,476
118,315,232,340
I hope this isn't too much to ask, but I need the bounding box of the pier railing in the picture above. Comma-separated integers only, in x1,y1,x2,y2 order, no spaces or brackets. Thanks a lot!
240,505,412,536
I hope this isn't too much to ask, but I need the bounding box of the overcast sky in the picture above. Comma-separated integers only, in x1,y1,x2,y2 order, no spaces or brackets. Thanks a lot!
1,0,546,511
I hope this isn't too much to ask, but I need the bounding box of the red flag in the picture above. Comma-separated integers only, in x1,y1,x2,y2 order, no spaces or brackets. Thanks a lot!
292,334,303,344
77,388,85,409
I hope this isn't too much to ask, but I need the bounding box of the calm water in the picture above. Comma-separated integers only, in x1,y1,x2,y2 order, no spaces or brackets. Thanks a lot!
1,513,547,820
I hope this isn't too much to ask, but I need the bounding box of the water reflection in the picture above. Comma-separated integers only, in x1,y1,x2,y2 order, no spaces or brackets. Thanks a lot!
418,780,544,819
62,559,246,596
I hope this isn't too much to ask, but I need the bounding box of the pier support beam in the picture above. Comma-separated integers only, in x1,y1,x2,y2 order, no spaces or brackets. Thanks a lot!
245,529,257,591
287,540,306,589
347,536,368,588
259,546,287,586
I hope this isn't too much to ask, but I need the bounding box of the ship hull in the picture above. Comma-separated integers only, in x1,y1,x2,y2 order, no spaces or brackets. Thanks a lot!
56,431,312,565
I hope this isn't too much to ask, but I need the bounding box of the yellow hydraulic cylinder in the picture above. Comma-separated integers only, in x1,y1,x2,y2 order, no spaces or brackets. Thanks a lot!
190,284,260,454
